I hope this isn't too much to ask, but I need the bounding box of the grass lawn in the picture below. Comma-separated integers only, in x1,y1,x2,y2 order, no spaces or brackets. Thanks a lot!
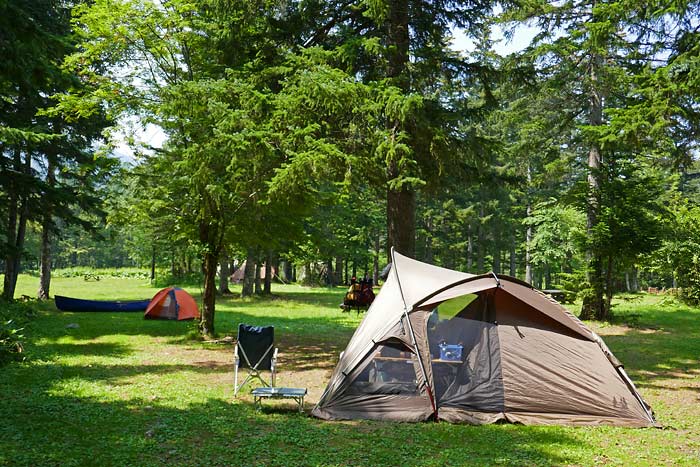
1,274,700,466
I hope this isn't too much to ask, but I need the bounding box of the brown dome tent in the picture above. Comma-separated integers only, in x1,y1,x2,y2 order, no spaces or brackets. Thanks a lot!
144,287,199,320
312,250,656,427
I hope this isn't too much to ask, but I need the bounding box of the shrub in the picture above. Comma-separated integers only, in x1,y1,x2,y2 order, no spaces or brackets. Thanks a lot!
0,300,36,365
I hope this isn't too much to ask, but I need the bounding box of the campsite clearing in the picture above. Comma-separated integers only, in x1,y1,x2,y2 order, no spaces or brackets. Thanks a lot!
1,274,700,466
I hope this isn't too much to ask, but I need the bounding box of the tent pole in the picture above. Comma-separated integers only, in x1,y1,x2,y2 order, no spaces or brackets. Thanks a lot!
391,248,438,420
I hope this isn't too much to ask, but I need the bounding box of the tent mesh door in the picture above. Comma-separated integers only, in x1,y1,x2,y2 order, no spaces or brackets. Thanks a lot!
426,293,505,412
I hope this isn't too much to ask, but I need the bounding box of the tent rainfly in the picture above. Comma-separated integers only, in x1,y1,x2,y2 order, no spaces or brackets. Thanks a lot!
312,250,657,427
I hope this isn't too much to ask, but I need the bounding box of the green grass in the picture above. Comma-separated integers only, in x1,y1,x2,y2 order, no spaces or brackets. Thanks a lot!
1,274,700,466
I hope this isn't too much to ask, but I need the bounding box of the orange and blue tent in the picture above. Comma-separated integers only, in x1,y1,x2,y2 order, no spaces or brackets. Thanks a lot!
144,287,199,320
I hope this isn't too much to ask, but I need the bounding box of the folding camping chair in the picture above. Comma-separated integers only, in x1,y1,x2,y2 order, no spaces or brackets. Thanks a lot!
234,324,278,397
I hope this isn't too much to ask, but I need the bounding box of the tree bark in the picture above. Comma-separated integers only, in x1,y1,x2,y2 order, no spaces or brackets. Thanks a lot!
477,205,485,273
150,244,156,283
326,259,335,286
385,0,415,261
254,260,262,294
602,253,614,320
386,183,416,259
38,219,52,300
3,147,31,300
241,249,255,297
525,164,533,285
218,253,232,295
373,236,380,284
302,263,310,284
510,237,517,277
263,250,272,294
3,147,20,300
335,257,342,285
283,260,293,283
200,250,218,336
467,222,473,272
38,155,57,300
580,47,607,321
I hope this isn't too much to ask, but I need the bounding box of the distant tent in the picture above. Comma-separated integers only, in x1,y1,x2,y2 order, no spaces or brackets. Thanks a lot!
230,262,246,283
230,261,277,283
313,250,657,427
145,287,199,320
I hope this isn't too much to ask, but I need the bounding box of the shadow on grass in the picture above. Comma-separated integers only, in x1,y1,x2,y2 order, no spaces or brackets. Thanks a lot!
0,384,588,467
34,341,134,359
31,310,197,341
21,361,232,385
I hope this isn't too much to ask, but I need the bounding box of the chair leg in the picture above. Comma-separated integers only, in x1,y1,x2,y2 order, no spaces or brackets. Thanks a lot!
234,364,239,397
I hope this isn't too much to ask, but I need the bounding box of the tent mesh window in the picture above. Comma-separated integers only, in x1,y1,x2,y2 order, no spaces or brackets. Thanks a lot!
427,294,505,412
347,343,419,396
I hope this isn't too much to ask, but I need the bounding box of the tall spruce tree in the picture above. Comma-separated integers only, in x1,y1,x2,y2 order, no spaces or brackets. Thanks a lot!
502,0,696,319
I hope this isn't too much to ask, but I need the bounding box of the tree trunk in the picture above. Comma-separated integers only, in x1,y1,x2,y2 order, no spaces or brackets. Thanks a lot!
150,244,156,282
218,253,232,295
241,249,255,297
303,263,312,284
631,266,639,292
580,48,607,321
326,259,335,286
477,206,485,273
385,0,415,261
263,250,272,294
254,260,262,294
3,147,31,300
200,250,218,336
38,220,52,300
467,223,473,272
373,236,380,284
493,247,501,274
283,260,293,283
3,147,20,300
602,253,614,320
510,237,517,277
335,257,342,285
386,184,416,260
423,218,433,263
38,157,56,300
525,164,533,285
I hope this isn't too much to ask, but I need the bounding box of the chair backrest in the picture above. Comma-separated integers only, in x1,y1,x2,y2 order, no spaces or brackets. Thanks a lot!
237,324,274,370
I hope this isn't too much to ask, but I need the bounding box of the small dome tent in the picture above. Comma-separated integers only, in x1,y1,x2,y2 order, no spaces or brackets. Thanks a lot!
312,250,657,427
145,287,199,320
